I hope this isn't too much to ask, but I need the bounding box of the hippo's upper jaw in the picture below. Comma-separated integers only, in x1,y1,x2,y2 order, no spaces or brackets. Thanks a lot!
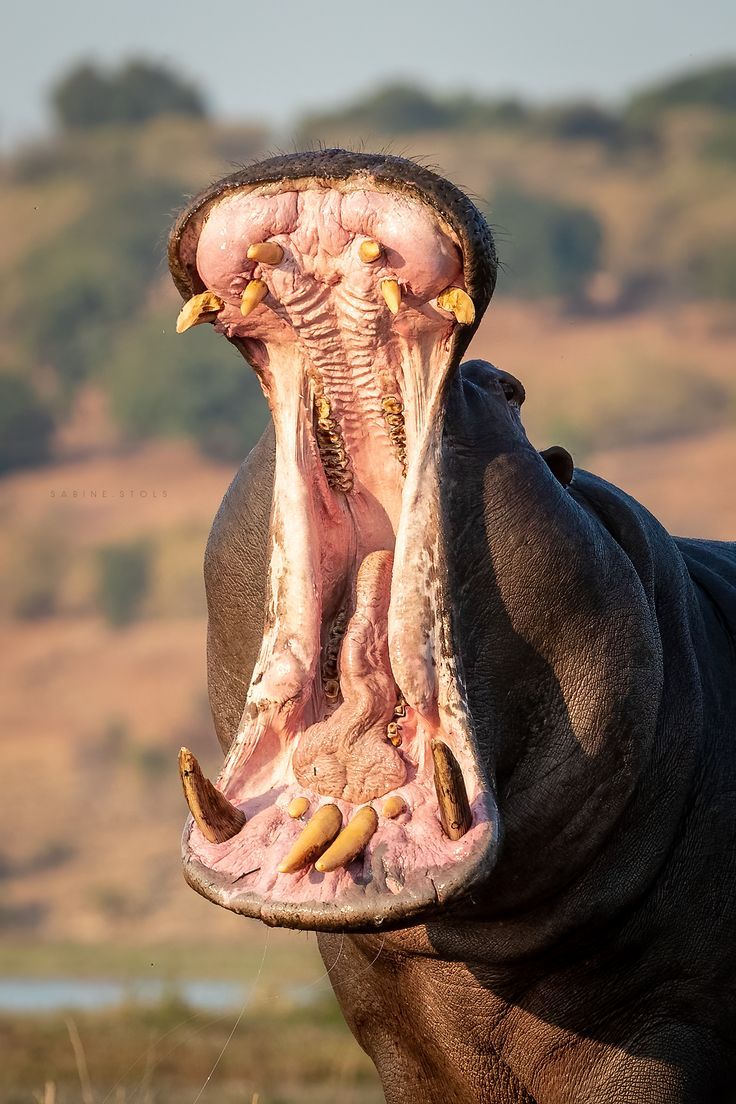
169,151,501,931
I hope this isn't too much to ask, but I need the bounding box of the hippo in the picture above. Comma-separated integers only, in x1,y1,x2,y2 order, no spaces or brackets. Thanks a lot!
168,150,736,1102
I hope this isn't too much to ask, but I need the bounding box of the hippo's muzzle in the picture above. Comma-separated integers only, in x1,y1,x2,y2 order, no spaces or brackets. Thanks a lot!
168,151,503,931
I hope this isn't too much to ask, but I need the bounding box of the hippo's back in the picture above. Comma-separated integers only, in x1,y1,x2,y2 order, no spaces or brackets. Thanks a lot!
676,536,736,639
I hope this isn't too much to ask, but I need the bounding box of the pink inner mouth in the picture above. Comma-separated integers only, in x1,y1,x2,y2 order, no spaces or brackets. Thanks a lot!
178,179,498,922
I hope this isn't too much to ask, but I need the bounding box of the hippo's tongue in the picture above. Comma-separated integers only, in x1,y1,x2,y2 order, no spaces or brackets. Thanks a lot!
292,551,406,804
172,166,499,930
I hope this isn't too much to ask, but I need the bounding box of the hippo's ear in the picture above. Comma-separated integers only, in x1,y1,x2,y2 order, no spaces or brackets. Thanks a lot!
540,445,574,487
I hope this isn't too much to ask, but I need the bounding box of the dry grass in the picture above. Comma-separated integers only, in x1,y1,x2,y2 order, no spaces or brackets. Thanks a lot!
0,995,381,1104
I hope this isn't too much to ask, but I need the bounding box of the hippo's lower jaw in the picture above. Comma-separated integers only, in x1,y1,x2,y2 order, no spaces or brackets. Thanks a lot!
171,156,500,931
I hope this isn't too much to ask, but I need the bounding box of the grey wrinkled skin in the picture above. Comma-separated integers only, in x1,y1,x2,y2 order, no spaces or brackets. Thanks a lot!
204,363,736,1103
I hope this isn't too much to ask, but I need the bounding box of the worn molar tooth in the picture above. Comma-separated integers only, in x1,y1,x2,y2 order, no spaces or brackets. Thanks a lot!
382,795,407,819
314,806,379,873
178,747,246,844
240,278,269,318
175,290,224,334
380,278,402,315
359,239,382,263
323,678,340,701
431,740,472,841
247,241,284,265
287,796,310,819
278,804,343,873
386,721,402,748
437,286,476,325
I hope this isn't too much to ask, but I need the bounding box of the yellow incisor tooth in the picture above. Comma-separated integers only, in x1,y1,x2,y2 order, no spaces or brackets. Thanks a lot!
431,740,472,841
178,747,246,844
382,795,407,819
278,804,342,874
175,290,224,334
287,796,310,819
246,241,284,265
359,239,382,263
437,286,475,325
381,278,402,315
240,278,269,318
314,806,379,873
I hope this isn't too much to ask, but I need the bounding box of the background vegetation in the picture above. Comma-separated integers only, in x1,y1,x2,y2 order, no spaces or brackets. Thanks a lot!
3,57,736,476
2,53,736,1104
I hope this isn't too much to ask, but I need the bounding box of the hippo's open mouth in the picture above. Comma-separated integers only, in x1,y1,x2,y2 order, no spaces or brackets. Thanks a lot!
168,152,501,931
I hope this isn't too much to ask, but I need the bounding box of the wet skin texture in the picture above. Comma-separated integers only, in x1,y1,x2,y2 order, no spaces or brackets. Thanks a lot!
173,152,736,1102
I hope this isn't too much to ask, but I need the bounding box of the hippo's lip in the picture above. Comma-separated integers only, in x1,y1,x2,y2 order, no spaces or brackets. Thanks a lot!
170,152,500,932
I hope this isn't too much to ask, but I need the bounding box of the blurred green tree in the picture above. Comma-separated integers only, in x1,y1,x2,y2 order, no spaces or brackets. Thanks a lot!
0,376,55,473
105,313,269,462
686,240,736,299
299,82,530,137
627,61,736,120
52,59,207,129
17,179,183,401
543,102,623,141
489,186,603,299
300,82,450,135
96,541,151,628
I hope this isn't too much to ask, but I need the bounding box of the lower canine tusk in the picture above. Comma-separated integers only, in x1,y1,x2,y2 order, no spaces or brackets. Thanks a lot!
278,804,343,873
176,290,224,333
437,286,475,325
431,740,472,840
314,806,379,872
178,747,245,844
380,278,402,315
241,278,269,317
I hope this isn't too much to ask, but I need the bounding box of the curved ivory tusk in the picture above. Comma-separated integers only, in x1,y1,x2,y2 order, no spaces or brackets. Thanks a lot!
431,740,472,840
437,286,475,325
380,278,402,315
176,290,224,333
247,242,284,265
241,278,269,318
179,747,245,843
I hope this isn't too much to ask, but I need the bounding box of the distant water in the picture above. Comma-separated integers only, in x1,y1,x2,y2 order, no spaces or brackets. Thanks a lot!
0,978,250,1013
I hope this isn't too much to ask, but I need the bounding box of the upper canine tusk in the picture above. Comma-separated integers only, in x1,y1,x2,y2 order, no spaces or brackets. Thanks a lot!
381,279,402,315
437,286,475,325
178,747,245,844
431,740,472,841
314,806,379,872
278,804,343,874
175,290,224,334
359,239,382,263
241,278,269,318
247,241,284,265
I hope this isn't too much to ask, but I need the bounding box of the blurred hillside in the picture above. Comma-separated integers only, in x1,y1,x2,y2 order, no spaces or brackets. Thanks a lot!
2,58,736,945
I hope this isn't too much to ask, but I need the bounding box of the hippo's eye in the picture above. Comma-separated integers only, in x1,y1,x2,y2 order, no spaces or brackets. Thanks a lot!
500,378,525,406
